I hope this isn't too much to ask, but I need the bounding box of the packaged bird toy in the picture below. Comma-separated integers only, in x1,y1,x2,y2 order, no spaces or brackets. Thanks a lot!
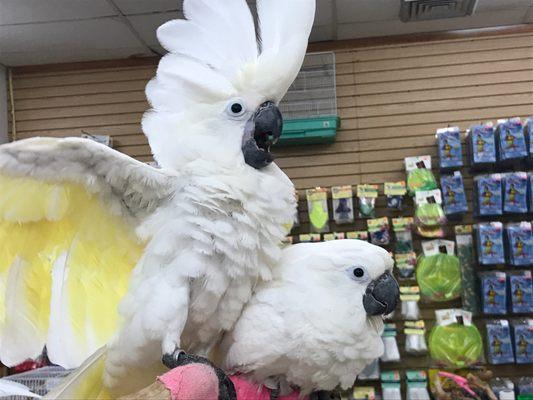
486,320,515,365
417,240,462,302
306,187,330,233
440,171,468,217
512,320,533,364
367,217,390,246
481,271,508,315
357,184,379,218
395,252,417,280
475,222,505,265
502,172,528,214
467,122,496,169
526,117,533,164
346,231,369,241
405,155,438,196
509,271,533,314
384,181,406,210
429,309,484,368
392,217,414,253
437,126,463,170
505,222,533,266
496,117,527,163
474,174,502,216
414,189,446,237
331,185,354,225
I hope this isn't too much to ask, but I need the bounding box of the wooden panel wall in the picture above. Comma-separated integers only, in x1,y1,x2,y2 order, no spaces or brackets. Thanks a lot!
8,31,533,190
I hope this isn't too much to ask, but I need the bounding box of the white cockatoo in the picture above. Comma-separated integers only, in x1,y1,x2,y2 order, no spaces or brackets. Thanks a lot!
0,0,315,396
221,239,399,395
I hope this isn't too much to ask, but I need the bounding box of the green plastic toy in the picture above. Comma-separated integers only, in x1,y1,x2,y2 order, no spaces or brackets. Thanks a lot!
308,201,329,232
416,254,462,301
429,322,483,368
415,203,446,227
407,168,438,196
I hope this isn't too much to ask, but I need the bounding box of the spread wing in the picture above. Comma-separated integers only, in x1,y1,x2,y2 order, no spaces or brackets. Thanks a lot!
0,137,174,368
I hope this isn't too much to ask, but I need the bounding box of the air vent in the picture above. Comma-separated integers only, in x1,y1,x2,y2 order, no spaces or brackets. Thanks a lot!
400,0,478,22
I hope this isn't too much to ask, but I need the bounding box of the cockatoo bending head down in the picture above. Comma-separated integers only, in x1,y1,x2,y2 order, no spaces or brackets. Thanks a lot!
143,0,315,171
221,239,400,395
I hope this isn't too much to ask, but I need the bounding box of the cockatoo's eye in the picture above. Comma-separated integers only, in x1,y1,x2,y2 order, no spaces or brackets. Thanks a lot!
226,98,247,118
348,266,369,282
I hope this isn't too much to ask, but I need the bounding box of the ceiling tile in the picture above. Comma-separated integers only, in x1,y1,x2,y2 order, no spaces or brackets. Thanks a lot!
0,0,115,25
315,0,333,26
0,18,140,53
475,0,532,12
337,8,528,40
113,0,181,15
336,0,400,24
0,47,151,66
127,11,180,47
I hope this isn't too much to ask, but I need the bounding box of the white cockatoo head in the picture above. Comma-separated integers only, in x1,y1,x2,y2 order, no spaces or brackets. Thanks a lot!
142,0,316,172
222,239,400,394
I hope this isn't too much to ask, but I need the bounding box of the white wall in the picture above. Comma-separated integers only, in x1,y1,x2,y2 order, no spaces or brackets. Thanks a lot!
0,66,8,144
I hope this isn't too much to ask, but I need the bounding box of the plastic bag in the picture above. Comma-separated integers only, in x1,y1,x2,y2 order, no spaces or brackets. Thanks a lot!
429,311,483,368
332,185,354,225
416,253,461,302
368,217,390,246
385,181,407,211
306,188,329,233
357,184,378,218
405,155,437,196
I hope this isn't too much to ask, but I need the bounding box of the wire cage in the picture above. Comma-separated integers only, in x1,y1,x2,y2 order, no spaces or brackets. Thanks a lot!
2,366,71,398
279,51,337,120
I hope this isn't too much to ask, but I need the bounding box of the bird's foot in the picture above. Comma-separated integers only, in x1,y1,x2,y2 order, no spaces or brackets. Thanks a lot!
162,348,187,369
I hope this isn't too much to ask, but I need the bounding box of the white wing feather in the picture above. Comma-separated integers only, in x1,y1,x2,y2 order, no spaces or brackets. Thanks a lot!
0,379,41,398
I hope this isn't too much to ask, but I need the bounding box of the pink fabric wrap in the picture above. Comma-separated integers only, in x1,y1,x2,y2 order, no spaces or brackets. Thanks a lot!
158,365,307,400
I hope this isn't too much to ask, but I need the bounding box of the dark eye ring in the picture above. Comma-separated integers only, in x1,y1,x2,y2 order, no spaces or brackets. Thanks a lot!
353,268,365,278
226,98,246,118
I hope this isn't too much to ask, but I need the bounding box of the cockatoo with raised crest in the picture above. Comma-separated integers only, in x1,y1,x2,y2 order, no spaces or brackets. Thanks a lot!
0,0,315,396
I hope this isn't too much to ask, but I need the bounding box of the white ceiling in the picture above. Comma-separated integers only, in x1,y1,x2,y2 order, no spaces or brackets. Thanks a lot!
0,0,532,66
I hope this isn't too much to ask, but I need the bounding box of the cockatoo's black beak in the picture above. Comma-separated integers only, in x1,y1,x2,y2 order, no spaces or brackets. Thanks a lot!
242,101,283,169
363,272,400,316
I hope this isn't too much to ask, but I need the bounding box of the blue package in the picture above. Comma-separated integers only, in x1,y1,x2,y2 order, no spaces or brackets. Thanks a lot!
486,320,515,364
481,272,507,315
440,172,468,216
530,174,533,212
468,123,496,167
497,118,527,162
506,222,533,266
437,127,463,170
512,320,533,364
509,271,533,314
476,222,505,265
474,174,502,216
526,118,533,164
502,172,528,214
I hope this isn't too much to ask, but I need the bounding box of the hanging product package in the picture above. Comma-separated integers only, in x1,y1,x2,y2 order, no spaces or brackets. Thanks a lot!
404,320,428,355
405,155,438,196
416,240,461,302
292,191,300,228
367,217,390,246
509,270,533,314
323,232,346,241
381,371,402,400
393,217,414,253
440,171,468,217
331,185,354,225
530,174,533,212
406,371,430,400
466,122,496,169
395,252,417,280
429,309,484,368
380,323,401,363
486,320,515,365
385,181,407,210
512,320,533,364
473,174,502,217
526,117,533,165
502,172,528,214
480,271,508,315
414,189,446,238
455,225,480,315
306,187,330,233
346,231,369,241
475,222,505,265
400,286,421,321
496,117,527,163
357,184,379,218
437,126,463,170
505,222,533,266
298,233,321,243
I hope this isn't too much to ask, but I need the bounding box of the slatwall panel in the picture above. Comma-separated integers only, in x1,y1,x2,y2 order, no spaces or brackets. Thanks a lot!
8,30,533,383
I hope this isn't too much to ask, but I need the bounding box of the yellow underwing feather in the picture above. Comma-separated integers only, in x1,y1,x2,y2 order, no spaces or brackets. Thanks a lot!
0,174,144,367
